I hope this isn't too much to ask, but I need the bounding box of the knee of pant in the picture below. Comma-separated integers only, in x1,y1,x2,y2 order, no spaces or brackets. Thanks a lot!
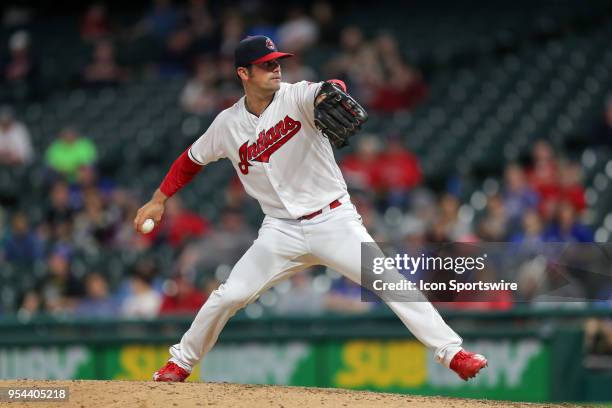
215,282,256,309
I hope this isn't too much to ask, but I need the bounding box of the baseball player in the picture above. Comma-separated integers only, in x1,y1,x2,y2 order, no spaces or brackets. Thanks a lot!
134,36,487,383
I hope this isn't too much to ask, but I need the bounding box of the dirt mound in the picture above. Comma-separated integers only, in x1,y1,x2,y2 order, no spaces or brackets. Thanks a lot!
0,379,568,407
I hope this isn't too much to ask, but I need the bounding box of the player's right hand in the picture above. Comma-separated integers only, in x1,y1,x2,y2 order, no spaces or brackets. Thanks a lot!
134,200,165,233
134,189,167,233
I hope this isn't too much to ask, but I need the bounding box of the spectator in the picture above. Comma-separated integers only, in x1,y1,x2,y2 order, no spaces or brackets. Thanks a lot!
216,56,243,108
72,188,118,252
408,188,439,226
158,28,194,77
325,26,371,99
427,217,452,243
115,258,160,296
4,30,38,87
142,195,210,248
74,273,119,318
108,189,143,250
511,209,545,246
218,12,244,57
224,176,251,213
277,6,319,53
527,140,560,221
280,54,316,84
367,33,428,113
46,215,75,252
559,162,586,214
158,277,206,315
45,126,97,181
80,3,110,41
0,106,33,166
274,271,324,316
373,135,422,209
133,0,182,40
72,165,116,206
246,16,278,43
352,193,388,241
17,290,42,320
121,269,162,318
400,216,427,257
544,201,593,242
477,194,508,241
180,57,219,114
340,135,380,191
41,249,85,314
45,181,76,227
3,211,44,264
503,163,539,225
176,207,255,276
324,275,372,313
434,193,472,241
527,156,585,222
311,1,338,46
83,40,127,87
187,0,217,55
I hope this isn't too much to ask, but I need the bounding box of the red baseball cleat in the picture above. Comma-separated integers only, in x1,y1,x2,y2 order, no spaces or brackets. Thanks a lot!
450,350,488,381
153,361,190,382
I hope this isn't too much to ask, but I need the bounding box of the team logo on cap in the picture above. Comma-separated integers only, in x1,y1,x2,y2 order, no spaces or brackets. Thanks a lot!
265,38,275,50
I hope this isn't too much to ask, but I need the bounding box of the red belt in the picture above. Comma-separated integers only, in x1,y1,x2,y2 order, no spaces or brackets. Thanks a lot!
298,199,342,221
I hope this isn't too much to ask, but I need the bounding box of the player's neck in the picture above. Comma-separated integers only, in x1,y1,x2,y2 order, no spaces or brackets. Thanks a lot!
244,88,275,117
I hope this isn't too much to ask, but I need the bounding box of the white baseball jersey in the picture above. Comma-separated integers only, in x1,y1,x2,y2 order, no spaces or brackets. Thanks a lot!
188,81,349,219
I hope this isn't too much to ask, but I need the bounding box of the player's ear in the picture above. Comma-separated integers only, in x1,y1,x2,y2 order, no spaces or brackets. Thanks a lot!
237,66,250,81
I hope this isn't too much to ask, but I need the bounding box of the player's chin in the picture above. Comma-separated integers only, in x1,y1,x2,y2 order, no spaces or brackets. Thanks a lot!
269,78,281,89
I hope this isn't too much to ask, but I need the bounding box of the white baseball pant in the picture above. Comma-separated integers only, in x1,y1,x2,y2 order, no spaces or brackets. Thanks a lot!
169,201,463,370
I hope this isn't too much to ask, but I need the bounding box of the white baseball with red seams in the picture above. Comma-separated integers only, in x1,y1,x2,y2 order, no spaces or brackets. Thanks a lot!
141,218,155,234
166,80,464,373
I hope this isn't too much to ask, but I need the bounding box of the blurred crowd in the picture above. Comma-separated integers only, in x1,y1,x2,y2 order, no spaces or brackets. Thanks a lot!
3,106,612,318
1,1,612,320
1,1,427,112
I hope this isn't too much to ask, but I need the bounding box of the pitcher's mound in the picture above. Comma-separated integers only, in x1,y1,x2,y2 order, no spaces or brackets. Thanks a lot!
0,379,565,407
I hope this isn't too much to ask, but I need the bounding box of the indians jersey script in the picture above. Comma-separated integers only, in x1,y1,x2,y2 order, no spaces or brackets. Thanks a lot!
188,81,349,219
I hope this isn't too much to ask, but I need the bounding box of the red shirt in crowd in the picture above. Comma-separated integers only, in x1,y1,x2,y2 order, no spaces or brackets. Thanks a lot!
527,161,586,216
158,280,207,315
374,148,422,191
370,80,428,113
560,185,586,213
340,155,378,190
143,211,210,247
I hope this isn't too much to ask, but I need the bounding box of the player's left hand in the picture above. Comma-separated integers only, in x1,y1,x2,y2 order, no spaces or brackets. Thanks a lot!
314,81,368,149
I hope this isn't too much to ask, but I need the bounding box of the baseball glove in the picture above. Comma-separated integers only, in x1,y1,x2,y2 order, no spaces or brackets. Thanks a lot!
314,81,368,149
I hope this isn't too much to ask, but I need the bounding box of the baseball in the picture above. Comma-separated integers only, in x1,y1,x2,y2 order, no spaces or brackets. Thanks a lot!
141,218,155,234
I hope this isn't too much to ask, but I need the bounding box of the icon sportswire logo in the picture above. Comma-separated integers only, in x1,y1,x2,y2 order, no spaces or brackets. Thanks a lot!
238,115,302,175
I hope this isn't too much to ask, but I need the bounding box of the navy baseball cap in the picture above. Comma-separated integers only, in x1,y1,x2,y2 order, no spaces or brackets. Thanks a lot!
234,36,293,68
